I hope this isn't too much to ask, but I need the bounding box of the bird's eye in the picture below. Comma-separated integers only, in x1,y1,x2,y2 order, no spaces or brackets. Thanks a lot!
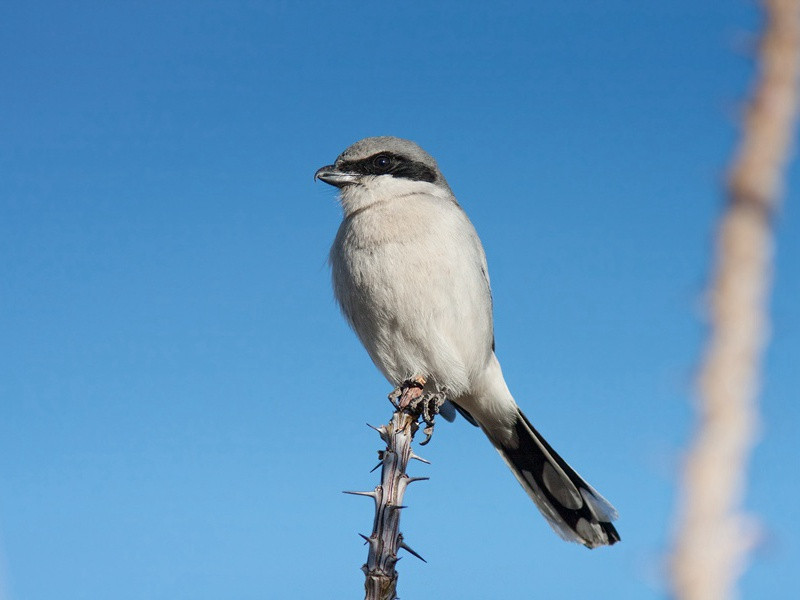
372,154,392,171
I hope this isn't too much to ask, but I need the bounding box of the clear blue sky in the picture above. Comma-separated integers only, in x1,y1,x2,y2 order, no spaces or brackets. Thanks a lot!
2,1,798,598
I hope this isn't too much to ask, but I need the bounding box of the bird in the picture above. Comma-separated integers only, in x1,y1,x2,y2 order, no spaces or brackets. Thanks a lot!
315,136,620,548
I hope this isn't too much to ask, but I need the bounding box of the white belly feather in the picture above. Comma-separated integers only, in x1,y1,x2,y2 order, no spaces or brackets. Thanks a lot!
329,186,493,397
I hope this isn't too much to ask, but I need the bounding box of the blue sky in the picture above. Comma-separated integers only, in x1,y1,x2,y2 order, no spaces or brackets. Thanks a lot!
2,1,799,598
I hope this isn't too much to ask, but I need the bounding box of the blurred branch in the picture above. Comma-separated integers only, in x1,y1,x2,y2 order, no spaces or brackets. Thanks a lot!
671,1,800,598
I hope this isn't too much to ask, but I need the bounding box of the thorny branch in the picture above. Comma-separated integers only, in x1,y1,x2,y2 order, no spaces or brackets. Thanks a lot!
345,378,443,600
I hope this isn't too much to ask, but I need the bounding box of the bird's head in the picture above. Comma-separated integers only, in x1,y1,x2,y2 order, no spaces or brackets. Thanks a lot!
315,137,452,214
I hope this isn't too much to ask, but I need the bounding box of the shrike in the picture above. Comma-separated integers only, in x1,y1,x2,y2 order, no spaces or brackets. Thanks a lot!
315,136,619,548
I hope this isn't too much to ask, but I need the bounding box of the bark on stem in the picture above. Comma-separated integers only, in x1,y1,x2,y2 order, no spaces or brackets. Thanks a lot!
671,2,800,598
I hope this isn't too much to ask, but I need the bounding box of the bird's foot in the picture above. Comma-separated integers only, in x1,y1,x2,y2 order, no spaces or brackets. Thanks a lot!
388,377,445,446
416,391,446,445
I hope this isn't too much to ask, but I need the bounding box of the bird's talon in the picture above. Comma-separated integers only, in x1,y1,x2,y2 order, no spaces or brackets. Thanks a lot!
419,424,434,446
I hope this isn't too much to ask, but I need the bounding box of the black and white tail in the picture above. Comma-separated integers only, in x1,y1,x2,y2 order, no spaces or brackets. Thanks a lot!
491,409,620,548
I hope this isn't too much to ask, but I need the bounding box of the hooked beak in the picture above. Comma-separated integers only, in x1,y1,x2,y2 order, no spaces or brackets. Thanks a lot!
314,164,359,188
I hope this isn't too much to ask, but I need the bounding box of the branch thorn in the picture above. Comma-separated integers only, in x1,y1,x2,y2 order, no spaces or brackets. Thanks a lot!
398,535,427,563
406,476,430,484
343,490,377,498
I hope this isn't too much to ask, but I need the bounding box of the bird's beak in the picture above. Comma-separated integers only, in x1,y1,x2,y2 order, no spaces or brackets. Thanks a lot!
314,164,359,188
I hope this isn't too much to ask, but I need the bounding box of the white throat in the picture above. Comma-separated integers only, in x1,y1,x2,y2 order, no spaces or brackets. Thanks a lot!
338,175,450,217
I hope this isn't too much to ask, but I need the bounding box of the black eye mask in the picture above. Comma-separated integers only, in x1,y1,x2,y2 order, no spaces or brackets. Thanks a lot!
337,152,438,183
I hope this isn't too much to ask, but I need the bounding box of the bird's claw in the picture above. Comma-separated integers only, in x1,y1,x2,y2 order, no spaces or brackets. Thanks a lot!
419,423,435,446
